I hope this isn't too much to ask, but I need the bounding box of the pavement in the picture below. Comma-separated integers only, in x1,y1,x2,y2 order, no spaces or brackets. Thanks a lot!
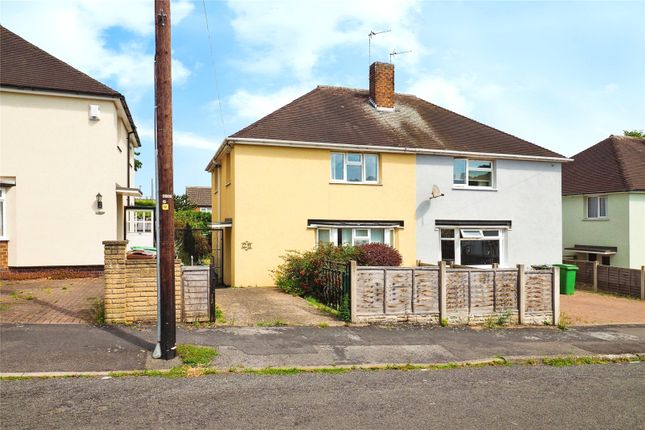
1,323,644,375
0,277,103,324
215,286,343,326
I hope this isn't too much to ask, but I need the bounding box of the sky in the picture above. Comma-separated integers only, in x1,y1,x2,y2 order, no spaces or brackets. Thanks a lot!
1,0,644,195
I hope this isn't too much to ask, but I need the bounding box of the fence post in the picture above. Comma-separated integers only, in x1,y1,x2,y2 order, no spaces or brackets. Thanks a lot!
517,264,525,325
350,260,357,322
593,260,599,292
438,261,447,324
552,266,560,326
641,266,645,300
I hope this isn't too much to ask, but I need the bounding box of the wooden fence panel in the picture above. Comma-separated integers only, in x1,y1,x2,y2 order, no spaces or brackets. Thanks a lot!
356,269,385,315
446,271,468,311
525,272,552,313
469,271,495,312
494,270,518,311
413,269,439,314
385,269,413,314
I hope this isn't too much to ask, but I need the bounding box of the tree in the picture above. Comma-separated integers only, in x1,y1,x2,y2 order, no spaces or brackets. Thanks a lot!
623,129,644,138
134,150,143,171
174,194,195,211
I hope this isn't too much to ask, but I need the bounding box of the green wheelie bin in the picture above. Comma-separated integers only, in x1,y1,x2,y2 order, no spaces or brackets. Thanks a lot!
553,264,578,295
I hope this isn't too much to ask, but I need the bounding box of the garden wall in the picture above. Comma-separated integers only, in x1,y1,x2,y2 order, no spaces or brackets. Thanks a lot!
103,241,211,323
350,261,558,325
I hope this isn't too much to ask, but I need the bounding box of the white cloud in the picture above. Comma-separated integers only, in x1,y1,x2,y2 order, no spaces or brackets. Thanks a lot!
136,126,219,151
405,76,473,114
226,85,313,123
0,0,194,97
174,131,220,151
226,0,424,78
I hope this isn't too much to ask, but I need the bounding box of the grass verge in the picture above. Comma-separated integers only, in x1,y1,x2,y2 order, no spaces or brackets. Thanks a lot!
3,354,642,381
176,344,219,367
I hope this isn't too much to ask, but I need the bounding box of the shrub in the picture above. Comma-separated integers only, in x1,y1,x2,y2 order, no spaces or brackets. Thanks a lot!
273,244,359,297
356,243,402,266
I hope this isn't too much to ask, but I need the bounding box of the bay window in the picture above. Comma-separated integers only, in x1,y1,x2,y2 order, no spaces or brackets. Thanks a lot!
453,159,494,188
330,152,379,183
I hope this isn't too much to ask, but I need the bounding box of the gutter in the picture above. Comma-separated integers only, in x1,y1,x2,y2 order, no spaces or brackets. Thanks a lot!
205,136,571,170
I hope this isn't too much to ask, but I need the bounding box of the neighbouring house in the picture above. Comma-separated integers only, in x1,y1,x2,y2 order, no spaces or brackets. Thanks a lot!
0,26,141,270
206,62,568,287
562,135,645,269
186,186,212,213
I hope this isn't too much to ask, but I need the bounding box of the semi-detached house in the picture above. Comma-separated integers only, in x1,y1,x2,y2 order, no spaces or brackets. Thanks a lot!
206,62,569,287
0,26,141,271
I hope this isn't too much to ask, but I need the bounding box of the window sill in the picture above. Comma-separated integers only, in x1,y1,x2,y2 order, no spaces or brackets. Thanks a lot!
452,186,497,191
329,181,382,186
583,217,609,221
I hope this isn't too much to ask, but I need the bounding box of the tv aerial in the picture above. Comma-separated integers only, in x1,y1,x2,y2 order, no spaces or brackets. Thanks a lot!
368,29,391,64
389,49,412,63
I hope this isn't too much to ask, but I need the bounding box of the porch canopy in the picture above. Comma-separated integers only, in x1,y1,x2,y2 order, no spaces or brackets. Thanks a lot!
564,244,617,255
307,219,404,229
434,219,512,229
116,185,143,196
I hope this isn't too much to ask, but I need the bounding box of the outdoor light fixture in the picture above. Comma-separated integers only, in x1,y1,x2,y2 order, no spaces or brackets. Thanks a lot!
96,193,103,210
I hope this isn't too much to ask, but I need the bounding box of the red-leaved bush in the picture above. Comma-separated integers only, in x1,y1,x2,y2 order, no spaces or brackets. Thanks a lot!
356,243,402,266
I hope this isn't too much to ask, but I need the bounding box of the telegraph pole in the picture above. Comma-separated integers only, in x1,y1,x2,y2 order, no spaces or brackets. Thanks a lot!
155,0,176,360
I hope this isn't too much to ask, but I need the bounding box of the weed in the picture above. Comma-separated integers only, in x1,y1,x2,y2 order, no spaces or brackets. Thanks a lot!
44,288,53,294
495,310,512,326
214,305,226,323
318,322,329,328
557,312,571,331
256,320,287,327
339,294,351,322
176,344,219,367
246,367,302,376
89,298,105,325
440,318,449,327
24,294,34,300
0,303,9,311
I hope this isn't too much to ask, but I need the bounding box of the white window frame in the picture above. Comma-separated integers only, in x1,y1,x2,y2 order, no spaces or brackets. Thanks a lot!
453,158,495,189
0,188,7,240
586,195,608,219
330,152,379,184
316,227,393,247
127,210,154,233
439,228,504,267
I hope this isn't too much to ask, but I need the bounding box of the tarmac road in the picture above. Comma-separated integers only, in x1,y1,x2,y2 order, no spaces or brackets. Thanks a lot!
1,363,643,429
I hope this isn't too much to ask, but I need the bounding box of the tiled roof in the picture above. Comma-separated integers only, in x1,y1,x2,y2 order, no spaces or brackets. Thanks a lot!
0,26,139,144
186,186,211,207
230,86,564,159
562,135,645,195
1,26,119,97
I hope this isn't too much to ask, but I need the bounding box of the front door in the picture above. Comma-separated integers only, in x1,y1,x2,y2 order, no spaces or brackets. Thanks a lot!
125,208,154,249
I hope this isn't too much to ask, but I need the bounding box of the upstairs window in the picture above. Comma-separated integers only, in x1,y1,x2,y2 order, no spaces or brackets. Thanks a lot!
453,159,494,188
586,196,608,219
331,153,378,183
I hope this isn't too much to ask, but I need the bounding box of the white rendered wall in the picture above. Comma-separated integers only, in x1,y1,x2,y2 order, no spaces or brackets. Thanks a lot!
416,155,562,267
0,90,134,267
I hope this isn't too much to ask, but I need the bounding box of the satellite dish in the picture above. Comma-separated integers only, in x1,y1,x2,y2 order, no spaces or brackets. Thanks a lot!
429,185,445,200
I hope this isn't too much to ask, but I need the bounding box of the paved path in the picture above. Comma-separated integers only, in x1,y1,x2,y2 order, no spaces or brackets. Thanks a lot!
215,286,342,326
0,277,103,324
560,290,645,325
2,363,643,429
1,324,643,373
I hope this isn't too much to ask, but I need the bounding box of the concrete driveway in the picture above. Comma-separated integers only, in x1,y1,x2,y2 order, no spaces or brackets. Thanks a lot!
0,277,103,324
560,290,645,325
215,287,343,327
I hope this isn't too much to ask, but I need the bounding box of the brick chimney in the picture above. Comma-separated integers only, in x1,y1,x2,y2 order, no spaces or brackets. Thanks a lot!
369,62,395,110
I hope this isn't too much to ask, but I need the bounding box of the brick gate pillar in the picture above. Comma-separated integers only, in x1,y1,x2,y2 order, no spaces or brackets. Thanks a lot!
103,240,128,323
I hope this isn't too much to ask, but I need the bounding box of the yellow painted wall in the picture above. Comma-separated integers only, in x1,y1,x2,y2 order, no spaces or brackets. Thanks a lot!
216,144,416,286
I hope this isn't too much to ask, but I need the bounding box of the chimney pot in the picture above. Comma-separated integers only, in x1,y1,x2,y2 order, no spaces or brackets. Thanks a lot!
369,62,395,110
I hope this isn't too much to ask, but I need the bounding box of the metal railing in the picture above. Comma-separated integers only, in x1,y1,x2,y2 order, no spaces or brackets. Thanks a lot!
316,260,351,314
